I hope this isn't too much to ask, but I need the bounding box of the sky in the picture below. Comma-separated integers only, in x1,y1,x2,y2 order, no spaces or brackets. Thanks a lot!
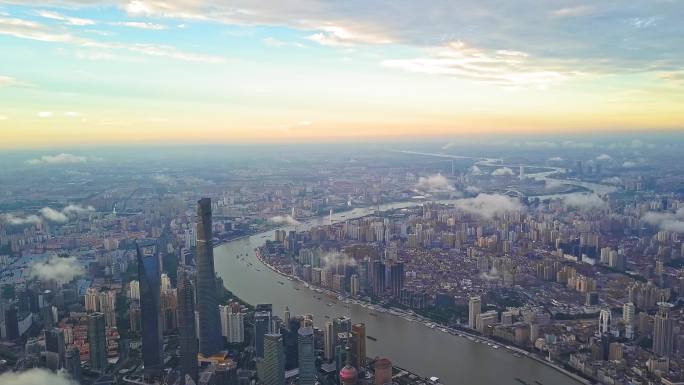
0,1,683,148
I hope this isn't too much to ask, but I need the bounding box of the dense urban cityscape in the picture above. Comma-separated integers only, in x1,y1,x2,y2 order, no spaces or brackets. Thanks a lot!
0,139,683,385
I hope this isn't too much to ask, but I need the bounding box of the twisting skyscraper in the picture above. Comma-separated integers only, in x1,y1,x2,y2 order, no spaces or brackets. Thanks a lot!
137,243,163,374
177,268,199,383
196,198,222,356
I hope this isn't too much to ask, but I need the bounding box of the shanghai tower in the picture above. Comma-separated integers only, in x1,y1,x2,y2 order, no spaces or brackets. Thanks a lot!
196,198,222,356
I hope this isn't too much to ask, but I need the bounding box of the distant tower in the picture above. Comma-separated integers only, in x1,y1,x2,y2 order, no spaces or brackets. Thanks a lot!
196,198,222,356
339,347,358,385
468,296,481,329
298,327,316,385
257,333,285,385
654,302,675,357
373,358,392,385
44,328,65,370
65,346,81,382
598,309,612,335
324,321,334,362
519,166,525,180
87,312,107,373
177,269,199,383
137,244,163,374
330,208,334,225
350,323,366,369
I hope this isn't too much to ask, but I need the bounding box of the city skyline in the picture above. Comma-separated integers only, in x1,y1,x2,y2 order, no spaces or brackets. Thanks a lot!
1,1,683,148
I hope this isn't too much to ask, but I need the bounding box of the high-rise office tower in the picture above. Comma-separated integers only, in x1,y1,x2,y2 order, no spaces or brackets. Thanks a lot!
220,303,245,344
65,346,81,382
257,333,285,385
654,302,675,357
88,312,107,373
623,302,636,339
350,323,366,370
298,326,316,385
371,261,385,297
390,262,404,298
468,296,481,329
137,244,163,374
196,198,223,356
44,328,65,370
177,269,199,383
373,358,392,385
254,304,273,358
598,309,612,335
324,321,334,362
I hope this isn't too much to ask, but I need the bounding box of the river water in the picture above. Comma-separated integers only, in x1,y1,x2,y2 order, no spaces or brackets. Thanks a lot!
213,202,582,385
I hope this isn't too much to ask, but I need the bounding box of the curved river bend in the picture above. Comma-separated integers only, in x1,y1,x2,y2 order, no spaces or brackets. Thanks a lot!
214,202,583,385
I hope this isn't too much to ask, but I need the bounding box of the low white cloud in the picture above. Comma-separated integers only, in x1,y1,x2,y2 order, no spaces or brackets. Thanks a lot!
30,256,84,283
441,142,456,150
562,141,594,149
470,165,484,175
27,153,87,165
269,215,301,226
37,111,53,118
153,174,177,185
0,213,43,225
416,174,455,192
491,167,514,176
545,179,565,190
622,161,636,168
37,10,95,26
525,141,558,148
642,209,684,233
40,207,68,223
62,204,95,215
0,75,17,87
110,21,167,30
596,154,612,161
454,194,523,219
562,193,607,211
0,368,79,385
601,177,622,185
548,156,563,161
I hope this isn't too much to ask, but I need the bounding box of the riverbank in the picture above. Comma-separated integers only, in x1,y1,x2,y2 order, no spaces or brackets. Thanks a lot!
254,246,590,384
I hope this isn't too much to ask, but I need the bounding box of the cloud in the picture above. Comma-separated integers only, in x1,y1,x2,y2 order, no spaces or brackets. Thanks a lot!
491,167,514,176
0,75,18,87
110,21,167,30
525,141,558,148
37,10,95,26
62,204,95,215
262,37,304,48
562,141,594,149
269,215,301,226
470,165,484,175
416,174,455,192
382,41,572,88
453,194,523,219
601,177,622,185
27,153,87,165
551,6,594,18
0,213,43,225
544,179,565,190
40,207,68,223
548,156,563,161
153,174,177,185
642,209,684,233
0,368,79,385
562,193,607,211
441,142,456,150
596,154,612,161
622,161,636,168
0,16,223,63
30,256,84,283
37,111,53,118
320,251,357,267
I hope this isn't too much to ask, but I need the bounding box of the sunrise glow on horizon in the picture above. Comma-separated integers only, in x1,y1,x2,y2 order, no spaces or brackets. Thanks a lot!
1,1,683,148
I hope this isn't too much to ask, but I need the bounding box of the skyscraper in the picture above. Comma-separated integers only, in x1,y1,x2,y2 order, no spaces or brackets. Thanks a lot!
44,328,65,370
389,262,404,298
177,269,199,383
654,302,675,357
373,358,392,385
196,198,223,356
257,333,285,385
350,323,366,370
137,244,163,374
324,321,334,362
468,296,481,329
65,346,81,382
298,326,316,385
88,312,107,373
598,308,612,335
254,304,273,358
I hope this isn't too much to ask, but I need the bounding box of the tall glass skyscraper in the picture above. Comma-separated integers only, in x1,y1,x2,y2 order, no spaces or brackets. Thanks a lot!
196,198,222,356
298,326,316,385
87,312,107,373
177,269,199,383
257,333,285,385
137,244,163,374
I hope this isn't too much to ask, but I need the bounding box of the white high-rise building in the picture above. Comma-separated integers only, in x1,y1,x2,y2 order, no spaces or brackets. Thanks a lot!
220,304,245,343
599,308,612,335
84,287,99,312
468,296,481,329
129,280,140,300
161,274,171,291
